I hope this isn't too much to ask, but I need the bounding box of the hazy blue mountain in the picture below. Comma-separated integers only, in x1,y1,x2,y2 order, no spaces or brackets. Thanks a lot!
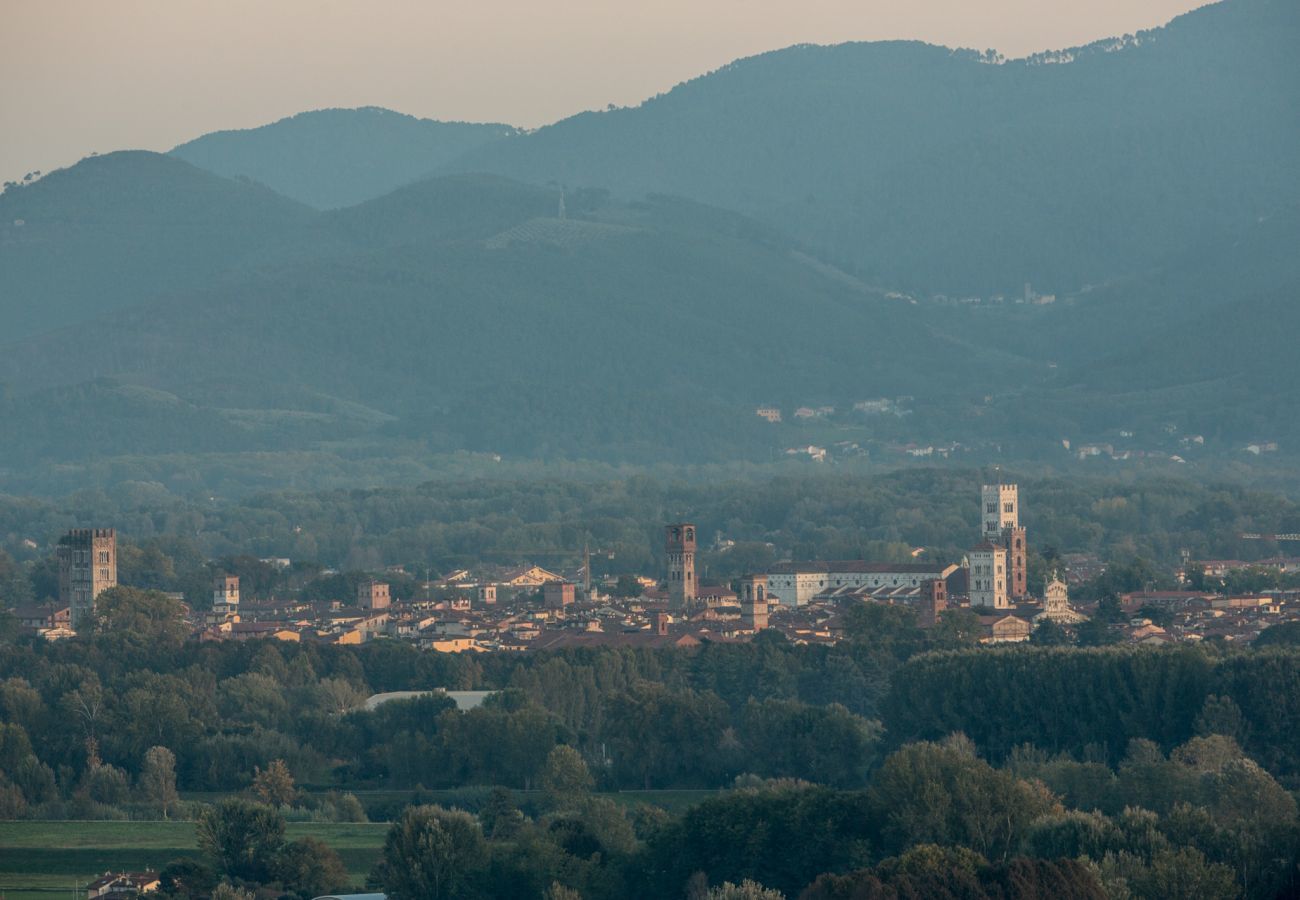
171,107,518,209
1,1,1295,493
1054,207,1300,441
443,0,1299,297
1,152,1294,493
0,172,1008,476
0,151,314,340
1043,205,1300,367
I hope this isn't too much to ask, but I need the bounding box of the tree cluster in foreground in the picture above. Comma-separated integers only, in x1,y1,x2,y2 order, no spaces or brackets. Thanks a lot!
156,730,1297,899
0,595,1298,897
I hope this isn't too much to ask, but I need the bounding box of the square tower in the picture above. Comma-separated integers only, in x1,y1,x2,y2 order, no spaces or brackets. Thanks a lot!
739,573,769,631
544,581,576,610
982,482,1029,601
208,574,241,626
969,542,1008,609
981,482,1019,539
57,528,116,630
665,523,697,609
1006,525,1028,600
918,578,948,627
358,581,391,610
213,575,240,613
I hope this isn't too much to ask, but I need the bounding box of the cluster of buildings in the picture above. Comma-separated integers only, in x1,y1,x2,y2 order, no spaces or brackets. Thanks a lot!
1112,590,1300,645
756,397,908,426
85,871,159,899
757,481,1086,643
10,482,1300,650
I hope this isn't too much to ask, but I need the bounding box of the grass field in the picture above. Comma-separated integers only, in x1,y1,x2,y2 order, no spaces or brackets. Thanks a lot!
0,790,715,898
0,821,388,899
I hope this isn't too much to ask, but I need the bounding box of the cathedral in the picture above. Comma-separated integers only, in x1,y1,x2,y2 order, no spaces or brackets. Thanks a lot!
1035,574,1088,625
967,482,1086,631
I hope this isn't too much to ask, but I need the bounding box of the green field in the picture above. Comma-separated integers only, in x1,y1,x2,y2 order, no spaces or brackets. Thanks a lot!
0,791,715,898
0,821,388,899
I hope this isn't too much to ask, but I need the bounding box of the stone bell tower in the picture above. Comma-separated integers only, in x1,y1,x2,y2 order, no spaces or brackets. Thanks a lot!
665,523,697,609
58,528,116,630
740,573,769,631
981,481,1028,602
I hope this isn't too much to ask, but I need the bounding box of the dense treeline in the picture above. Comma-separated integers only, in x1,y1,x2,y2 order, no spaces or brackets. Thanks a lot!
2,591,1300,896
884,647,1300,774
2,595,1299,805
0,598,921,805
171,733,1299,899
397,730,1295,898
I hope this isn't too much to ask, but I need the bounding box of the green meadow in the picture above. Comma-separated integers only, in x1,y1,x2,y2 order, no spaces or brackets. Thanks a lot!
0,821,388,899
0,792,712,898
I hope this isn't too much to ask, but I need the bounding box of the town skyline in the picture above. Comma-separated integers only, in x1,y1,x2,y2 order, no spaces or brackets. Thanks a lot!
0,0,1296,894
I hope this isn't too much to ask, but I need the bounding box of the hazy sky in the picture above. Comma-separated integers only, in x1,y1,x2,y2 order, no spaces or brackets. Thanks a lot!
2,0,1207,181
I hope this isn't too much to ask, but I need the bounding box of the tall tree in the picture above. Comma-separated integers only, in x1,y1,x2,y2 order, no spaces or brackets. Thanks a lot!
139,745,179,819
539,745,593,809
197,798,286,882
379,804,488,900
274,836,351,899
251,758,296,807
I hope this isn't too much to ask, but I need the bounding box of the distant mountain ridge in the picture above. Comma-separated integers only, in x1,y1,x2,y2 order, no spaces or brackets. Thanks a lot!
171,107,518,209
441,0,1298,295
0,0,1296,494
155,0,1300,300
0,151,315,341
0,157,998,479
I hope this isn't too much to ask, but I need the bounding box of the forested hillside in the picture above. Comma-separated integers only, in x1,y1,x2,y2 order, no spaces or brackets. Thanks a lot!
172,107,518,209
446,0,1298,295
0,0,1295,494
998,206,1300,447
0,164,1003,477
0,152,314,340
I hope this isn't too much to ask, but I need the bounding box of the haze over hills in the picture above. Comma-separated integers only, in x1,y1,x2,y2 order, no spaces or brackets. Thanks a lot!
7,5,1300,896
0,0,1295,495
0,155,1003,487
153,0,1300,299
171,107,518,210
1012,205,1300,444
443,0,1298,296
1059,209,1300,438
0,151,315,340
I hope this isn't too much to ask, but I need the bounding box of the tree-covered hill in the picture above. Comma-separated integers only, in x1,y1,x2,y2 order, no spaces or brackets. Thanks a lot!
0,153,1295,490
171,107,519,210
1001,206,1300,447
0,151,314,340
1,0,1296,492
0,173,999,470
443,0,1299,296
1033,206,1300,371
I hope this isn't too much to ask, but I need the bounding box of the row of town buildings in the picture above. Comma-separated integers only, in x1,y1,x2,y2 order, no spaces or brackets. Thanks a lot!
12,483,1300,649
